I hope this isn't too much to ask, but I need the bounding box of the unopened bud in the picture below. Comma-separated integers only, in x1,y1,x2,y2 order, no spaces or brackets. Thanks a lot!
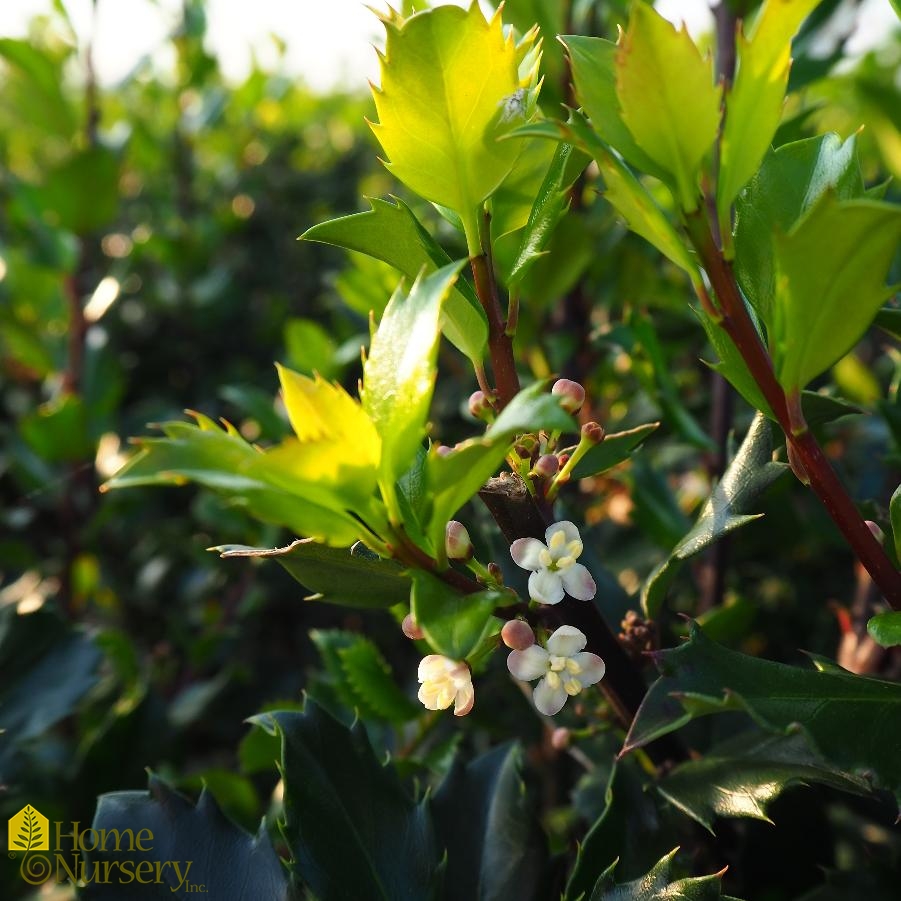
468,390,494,421
402,613,424,641
445,521,473,560
581,421,605,445
531,454,559,478
436,444,454,457
487,562,503,583
501,619,535,650
864,521,885,544
551,727,571,750
552,378,586,414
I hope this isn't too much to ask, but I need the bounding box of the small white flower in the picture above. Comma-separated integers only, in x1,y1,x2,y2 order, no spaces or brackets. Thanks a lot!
510,521,596,605
507,625,605,716
417,655,474,716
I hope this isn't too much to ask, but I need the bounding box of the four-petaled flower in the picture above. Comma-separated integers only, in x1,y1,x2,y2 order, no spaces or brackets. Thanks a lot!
510,521,596,605
507,625,605,716
417,655,474,716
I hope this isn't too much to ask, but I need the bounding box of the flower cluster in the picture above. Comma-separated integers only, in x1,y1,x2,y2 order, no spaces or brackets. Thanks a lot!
510,521,596,605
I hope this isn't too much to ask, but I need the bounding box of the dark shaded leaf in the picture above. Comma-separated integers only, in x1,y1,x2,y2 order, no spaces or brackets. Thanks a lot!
572,423,659,480
589,848,728,900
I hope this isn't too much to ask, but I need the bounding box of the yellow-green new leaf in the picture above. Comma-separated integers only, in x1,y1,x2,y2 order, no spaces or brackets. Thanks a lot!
370,3,540,250
717,0,823,237
616,3,721,212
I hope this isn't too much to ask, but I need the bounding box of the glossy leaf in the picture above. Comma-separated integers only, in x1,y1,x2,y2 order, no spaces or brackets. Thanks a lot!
301,196,488,362
216,539,410,610
642,413,787,617
410,570,502,661
867,612,901,649
658,731,871,832
370,3,539,247
250,704,438,901
717,0,823,227
432,744,549,901
82,775,289,900
734,133,864,327
770,195,901,392
615,4,721,211
892,483,901,561
589,848,727,901
571,423,660,480
623,623,901,807
362,262,463,500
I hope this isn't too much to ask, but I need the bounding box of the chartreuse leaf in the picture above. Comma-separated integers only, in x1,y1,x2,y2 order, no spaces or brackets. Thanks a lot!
103,414,365,546
81,774,289,900
362,262,463,513
370,2,540,250
867,612,901,649
571,423,659,479
734,133,864,327
770,195,901,393
215,539,410,610
623,622,901,807
589,848,728,901
301,197,488,363
642,413,786,618
615,4,721,211
432,744,549,901
658,731,871,832
424,380,576,561
717,0,823,234
411,570,503,661
252,704,438,901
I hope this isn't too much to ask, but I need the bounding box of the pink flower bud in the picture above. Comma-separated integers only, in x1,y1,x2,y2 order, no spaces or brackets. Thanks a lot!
501,619,535,650
436,445,454,457
581,421,605,444
402,613,424,641
531,454,559,478
552,379,585,414
468,390,494,421
445,521,473,560
487,562,503,584
551,727,571,750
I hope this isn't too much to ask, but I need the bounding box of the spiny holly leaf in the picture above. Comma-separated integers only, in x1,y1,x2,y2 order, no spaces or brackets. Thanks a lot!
251,703,438,901
301,197,488,363
216,539,410,610
658,731,872,832
571,423,660,480
642,413,787,618
432,744,550,901
717,0,823,231
104,415,366,546
867,612,901,649
370,3,540,249
623,623,901,809
589,848,728,901
362,262,463,511
615,3,721,211
734,133,864,328
81,774,289,900
411,570,503,661
770,194,901,392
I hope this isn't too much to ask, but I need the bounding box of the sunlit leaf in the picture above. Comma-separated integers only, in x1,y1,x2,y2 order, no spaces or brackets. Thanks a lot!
867,612,901,649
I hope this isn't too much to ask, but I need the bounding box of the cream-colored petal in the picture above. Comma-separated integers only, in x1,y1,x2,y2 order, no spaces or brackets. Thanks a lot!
560,563,596,600
545,520,580,547
418,654,452,682
546,624,587,657
453,683,475,716
533,676,568,716
529,568,565,605
507,645,549,681
510,537,547,571
572,652,606,686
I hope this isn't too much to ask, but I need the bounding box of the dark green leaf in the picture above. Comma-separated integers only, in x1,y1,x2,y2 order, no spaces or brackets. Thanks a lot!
867,612,901,649
589,848,727,901
642,413,787,617
623,623,901,807
572,423,659,480
40,146,119,233
488,380,577,437
658,731,872,832
874,307,901,341
891,483,901,562
302,196,487,362
338,635,421,723
432,744,549,901
411,570,502,660
251,704,438,901
81,774,289,900
216,539,410,610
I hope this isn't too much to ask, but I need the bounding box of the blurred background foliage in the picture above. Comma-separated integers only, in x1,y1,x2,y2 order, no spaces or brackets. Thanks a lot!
1,1,900,898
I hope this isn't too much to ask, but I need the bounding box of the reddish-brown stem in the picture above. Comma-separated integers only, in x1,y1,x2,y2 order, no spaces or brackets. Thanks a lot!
391,529,484,595
470,251,520,409
686,212,901,609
